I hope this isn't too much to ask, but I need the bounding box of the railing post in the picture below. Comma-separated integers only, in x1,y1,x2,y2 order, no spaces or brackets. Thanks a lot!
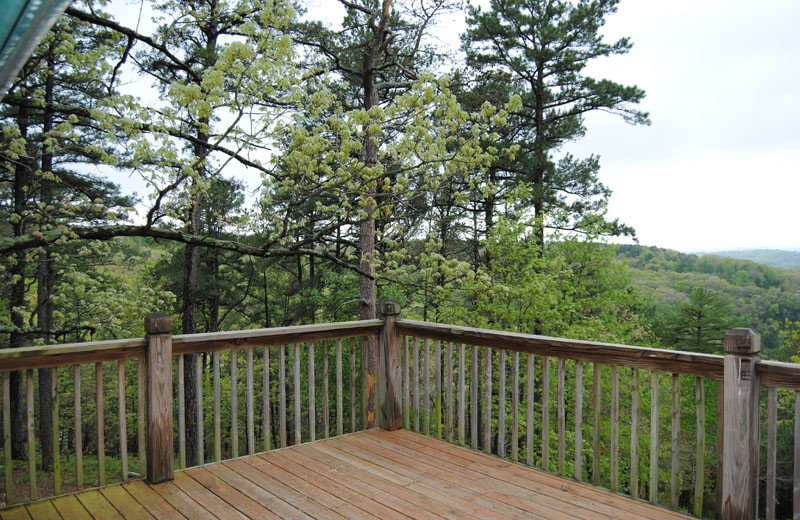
379,300,402,431
721,328,760,519
145,313,174,483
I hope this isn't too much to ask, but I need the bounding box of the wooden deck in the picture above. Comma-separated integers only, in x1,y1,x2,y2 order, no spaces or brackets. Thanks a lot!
0,429,692,519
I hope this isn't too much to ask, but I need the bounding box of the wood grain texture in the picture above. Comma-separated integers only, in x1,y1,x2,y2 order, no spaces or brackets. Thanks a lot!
721,353,760,519
379,303,403,431
398,320,724,379
145,326,173,483
766,386,777,520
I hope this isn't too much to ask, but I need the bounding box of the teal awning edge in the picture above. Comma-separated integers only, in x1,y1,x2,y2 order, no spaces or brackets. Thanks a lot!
0,0,73,100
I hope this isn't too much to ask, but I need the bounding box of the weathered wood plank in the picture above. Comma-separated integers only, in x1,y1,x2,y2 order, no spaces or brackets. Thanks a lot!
100,484,155,519
95,363,104,487
767,386,777,520
651,370,659,504
414,337,420,433
213,351,221,461
671,373,679,509
25,501,60,520
557,357,565,475
424,338,431,436
497,349,506,458
472,345,479,450
527,353,534,467
575,360,583,481
458,343,465,446
264,346,271,451
177,355,185,469
195,351,204,465
631,368,639,499
137,357,145,478
593,362,600,486
3,373,12,503
123,480,182,519
74,365,83,490
0,338,146,372
610,365,618,492
511,351,519,462
247,347,255,453
378,302,402,432
446,341,453,443
26,370,36,500
542,356,550,469
294,343,301,445
759,360,800,389
484,347,492,454
309,342,316,442
117,361,127,481
404,336,410,431
279,344,287,448
186,466,281,520
145,313,173,483
0,506,30,520
232,348,239,457
397,320,725,380
51,494,93,520
694,376,705,517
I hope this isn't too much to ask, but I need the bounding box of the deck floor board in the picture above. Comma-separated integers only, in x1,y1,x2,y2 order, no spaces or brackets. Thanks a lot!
1,429,693,519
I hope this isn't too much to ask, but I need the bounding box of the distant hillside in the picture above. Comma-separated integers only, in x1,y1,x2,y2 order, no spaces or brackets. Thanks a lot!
697,249,800,269
614,244,800,356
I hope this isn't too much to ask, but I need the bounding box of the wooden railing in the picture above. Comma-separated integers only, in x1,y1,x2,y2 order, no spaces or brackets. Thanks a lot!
1,301,799,519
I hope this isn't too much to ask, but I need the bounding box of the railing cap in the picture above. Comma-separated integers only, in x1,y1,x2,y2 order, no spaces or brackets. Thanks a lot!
723,328,760,354
380,300,401,317
145,313,172,335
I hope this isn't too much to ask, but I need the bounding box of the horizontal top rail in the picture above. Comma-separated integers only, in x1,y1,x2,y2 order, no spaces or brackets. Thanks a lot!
397,319,726,379
759,360,800,389
0,319,382,372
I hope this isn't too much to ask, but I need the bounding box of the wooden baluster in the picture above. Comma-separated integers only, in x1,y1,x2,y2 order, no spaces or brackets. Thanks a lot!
3,373,12,503
794,390,800,520
671,373,679,508
196,352,203,465
721,328,761,519
631,368,639,499
323,341,330,439
350,339,356,433
279,344,287,448
137,357,145,478
651,370,659,503
404,337,410,431
542,356,550,470
558,358,565,475
118,361,127,481
177,355,185,469
484,347,492,454
213,352,221,461
247,347,255,454
527,354,535,466
575,361,583,481
361,336,366,429
51,367,60,494
414,337,420,433
27,369,36,500
511,351,519,462
232,348,239,457
471,345,479,450
458,343,465,446
75,365,83,490
716,379,723,516
336,339,343,437
424,338,431,436
264,346,271,451
694,376,704,517
96,362,104,487
435,339,442,439
498,349,506,458
593,363,600,486
446,342,453,443
767,386,777,520
293,343,301,444
610,365,618,492
309,342,316,442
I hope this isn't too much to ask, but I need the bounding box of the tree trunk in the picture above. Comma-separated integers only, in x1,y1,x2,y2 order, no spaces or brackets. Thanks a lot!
183,198,201,467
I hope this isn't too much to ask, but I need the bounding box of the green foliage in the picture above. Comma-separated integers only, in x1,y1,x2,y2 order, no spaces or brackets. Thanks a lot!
658,286,733,354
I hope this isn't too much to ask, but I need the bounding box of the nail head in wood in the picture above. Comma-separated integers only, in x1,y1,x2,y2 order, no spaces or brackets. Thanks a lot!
145,313,172,335
723,328,760,354
380,300,401,317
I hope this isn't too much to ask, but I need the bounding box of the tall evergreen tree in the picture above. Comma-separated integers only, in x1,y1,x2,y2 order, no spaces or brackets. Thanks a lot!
660,286,733,353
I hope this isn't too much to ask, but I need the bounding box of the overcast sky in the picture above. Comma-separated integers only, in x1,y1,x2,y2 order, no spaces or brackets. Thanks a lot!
115,0,800,253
